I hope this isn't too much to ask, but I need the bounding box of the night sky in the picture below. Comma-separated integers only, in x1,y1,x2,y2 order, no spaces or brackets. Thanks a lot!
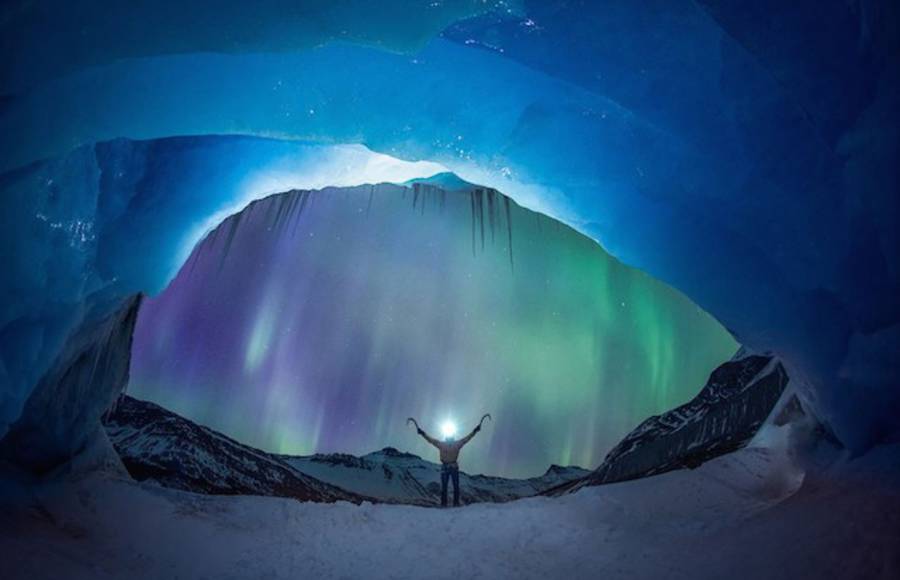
130,181,736,477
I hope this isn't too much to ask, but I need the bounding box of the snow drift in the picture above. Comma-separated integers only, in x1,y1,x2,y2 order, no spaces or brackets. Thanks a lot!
5,431,898,580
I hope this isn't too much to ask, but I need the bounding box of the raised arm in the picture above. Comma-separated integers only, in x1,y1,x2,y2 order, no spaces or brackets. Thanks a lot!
456,424,481,448
408,417,441,448
458,414,491,448
417,427,441,448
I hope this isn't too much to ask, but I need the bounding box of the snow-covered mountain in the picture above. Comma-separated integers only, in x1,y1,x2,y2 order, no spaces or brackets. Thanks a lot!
280,448,589,506
551,350,789,495
104,395,364,503
105,396,588,506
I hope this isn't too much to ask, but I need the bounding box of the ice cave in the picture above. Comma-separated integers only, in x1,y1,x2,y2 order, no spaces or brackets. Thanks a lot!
1,2,898,579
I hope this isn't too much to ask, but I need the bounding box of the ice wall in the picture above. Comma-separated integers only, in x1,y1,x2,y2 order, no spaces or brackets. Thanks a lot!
0,295,141,473
0,0,514,94
1,0,898,456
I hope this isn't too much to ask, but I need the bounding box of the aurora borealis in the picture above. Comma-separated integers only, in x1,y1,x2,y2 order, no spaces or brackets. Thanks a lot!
130,178,737,478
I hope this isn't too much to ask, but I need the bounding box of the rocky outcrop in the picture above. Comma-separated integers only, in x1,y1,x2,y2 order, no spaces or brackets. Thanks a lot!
548,351,790,495
594,351,788,484
104,395,363,503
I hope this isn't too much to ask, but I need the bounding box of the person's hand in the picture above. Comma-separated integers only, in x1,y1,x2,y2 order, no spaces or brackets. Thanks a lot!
474,425,481,433
417,428,424,435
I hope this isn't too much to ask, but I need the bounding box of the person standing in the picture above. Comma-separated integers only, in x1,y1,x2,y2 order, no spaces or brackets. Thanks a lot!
409,416,490,507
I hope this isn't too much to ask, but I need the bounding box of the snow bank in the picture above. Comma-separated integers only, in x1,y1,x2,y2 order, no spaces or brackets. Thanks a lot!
3,436,897,580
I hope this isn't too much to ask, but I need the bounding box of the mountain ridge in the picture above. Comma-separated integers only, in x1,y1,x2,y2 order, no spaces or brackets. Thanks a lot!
105,395,589,506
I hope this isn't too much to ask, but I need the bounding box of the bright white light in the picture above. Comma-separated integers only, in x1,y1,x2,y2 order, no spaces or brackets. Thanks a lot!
440,420,458,439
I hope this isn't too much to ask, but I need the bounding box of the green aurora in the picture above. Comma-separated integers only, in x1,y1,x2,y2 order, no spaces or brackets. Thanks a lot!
130,180,737,478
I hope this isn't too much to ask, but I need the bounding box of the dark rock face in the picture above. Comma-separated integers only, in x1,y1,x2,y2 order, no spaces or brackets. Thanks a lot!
104,395,364,503
0,294,143,474
591,353,789,485
547,352,789,495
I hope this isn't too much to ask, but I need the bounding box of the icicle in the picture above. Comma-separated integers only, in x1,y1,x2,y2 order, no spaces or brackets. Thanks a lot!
477,188,485,251
269,193,286,235
263,193,278,227
207,218,225,248
504,196,514,271
469,189,476,257
487,189,496,242
185,242,204,279
281,190,302,236
285,191,305,232
217,210,244,272
271,192,291,231
291,190,311,238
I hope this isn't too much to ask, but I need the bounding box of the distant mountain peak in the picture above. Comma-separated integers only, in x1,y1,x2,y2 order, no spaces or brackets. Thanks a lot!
371,447,421,459
544,464,579,475
402,171,475,191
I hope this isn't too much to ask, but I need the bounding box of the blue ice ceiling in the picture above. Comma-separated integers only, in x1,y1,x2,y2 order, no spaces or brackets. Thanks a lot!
1,1,898,457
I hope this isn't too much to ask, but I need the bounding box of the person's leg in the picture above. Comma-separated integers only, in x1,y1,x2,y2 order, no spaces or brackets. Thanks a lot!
452,467,460,507
440,468,449,507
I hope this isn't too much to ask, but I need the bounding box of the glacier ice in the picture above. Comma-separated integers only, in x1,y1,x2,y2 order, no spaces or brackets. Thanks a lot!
0,0,514,94
0,0,898,464
0,294,141,474
0,137,449,449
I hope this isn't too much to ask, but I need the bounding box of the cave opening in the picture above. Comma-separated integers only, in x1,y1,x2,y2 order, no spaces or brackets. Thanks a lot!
3,2,898,576
121,152,737,480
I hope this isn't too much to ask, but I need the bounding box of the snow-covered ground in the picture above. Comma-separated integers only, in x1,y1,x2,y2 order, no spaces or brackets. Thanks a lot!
3,433,898,580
